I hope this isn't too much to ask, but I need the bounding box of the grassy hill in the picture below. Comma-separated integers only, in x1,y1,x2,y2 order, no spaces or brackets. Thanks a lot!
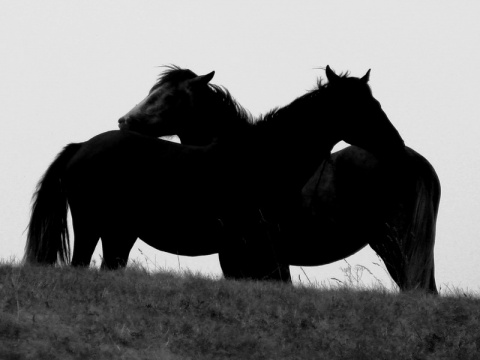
1,262,479,359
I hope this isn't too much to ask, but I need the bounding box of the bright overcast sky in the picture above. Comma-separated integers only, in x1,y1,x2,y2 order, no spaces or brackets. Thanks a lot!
1,1,479,293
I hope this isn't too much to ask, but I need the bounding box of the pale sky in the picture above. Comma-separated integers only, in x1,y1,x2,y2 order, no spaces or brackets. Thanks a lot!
1,1,479,293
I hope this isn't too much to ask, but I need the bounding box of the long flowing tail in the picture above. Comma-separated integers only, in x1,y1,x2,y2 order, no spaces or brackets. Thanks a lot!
402,160,441,294
25,143,81,265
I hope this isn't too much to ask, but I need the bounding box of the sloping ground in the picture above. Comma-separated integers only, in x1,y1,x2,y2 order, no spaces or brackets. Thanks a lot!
0,263,479,359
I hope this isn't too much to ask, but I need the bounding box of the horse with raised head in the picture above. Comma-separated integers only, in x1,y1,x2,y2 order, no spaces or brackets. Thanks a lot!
26,66,404,285
119,66,440,293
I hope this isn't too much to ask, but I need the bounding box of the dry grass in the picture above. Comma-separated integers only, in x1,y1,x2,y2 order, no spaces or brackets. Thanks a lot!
1,261,479,359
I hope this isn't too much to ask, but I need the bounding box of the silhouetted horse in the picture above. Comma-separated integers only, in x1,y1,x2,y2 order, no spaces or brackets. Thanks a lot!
26,66,404,281
119,66,440,293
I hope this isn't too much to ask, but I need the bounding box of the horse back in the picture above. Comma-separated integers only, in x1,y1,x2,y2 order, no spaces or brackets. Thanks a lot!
63,131,226,219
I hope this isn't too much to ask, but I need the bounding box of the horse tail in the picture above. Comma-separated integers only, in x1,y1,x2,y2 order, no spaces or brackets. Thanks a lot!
25,143,81,265
402,157,441,294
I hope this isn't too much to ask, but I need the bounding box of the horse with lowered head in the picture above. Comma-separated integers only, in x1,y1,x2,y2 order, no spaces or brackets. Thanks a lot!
26,65,406,287
119,65,440,293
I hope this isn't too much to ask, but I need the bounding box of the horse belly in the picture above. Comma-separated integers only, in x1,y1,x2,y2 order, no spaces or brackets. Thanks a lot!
138,213,225,257
278,213,370,266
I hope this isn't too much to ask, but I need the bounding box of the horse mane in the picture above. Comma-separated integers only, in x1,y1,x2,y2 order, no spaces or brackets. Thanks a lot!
153,65,353,128
259,77,323,124
259,70,354,125
203,72,351,131
316,70,351,87
154,65,254,129
208,83,255,125
152,65,354,142
150,65,198,94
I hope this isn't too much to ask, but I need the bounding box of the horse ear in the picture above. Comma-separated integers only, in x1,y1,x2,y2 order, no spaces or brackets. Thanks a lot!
325,65,340,84
361,69,371,83
189,71,215,87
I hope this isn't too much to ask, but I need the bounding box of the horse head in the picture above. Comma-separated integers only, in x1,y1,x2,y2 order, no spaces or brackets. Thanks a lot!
118,66,216,145
323,65,405,158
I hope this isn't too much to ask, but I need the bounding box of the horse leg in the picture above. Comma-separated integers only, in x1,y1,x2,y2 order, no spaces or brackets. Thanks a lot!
249,230,292,282
369,240,404,290
100,231,137,270
219,218,292,283
428,267,437,293
70,212,100,267
370,221,438,294
377,171,440,294
219,245,291,282
218,241,249,280
257,258,292,282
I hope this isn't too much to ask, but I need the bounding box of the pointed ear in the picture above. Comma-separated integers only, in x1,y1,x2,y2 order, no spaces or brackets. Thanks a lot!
325,65,340,84
361,69,371,83
189,71,215,87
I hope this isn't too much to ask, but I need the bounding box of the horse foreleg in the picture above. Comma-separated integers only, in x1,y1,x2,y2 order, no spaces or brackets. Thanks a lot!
218,243,249,280
219,246,291,282
219,225,292,283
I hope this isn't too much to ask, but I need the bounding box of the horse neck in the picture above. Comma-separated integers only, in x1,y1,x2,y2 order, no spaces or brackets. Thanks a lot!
179,92,253,146
253,89,340,189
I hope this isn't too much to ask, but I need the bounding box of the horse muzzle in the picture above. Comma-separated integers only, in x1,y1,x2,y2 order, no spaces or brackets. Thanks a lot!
118,117,129,130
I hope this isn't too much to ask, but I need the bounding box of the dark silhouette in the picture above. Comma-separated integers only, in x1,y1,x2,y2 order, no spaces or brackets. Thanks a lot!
119,66,440,293
25,66,406,286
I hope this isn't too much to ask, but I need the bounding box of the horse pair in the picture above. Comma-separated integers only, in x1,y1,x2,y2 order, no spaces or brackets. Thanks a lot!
26,65,440,293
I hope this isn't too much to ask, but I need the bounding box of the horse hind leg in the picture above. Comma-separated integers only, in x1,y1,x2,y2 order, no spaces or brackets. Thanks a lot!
404,241,437,294
367,224,404,288
100,231,137,270
371,222,438,295
401,180,439,294
428,267,437,293
71,218,100,267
